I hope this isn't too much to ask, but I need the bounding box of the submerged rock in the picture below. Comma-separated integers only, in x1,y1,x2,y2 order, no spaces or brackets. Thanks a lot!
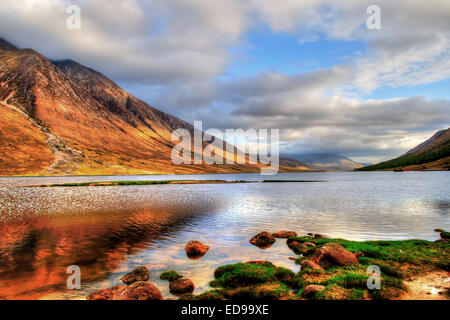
440,231,450,239
120,266,150,284
302,285,325,298
272,231,297,238
160,270,183,282
249,232,276,248
121,281,163,300
312,243,358,269
86,282,162,300
169,279,195,295
185,241,209,259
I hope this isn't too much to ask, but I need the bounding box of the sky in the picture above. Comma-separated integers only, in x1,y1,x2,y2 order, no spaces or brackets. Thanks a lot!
1,0,449,163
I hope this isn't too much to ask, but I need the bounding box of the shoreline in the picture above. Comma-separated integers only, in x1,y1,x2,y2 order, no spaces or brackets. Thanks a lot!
86,232,450,301
32,179,325,187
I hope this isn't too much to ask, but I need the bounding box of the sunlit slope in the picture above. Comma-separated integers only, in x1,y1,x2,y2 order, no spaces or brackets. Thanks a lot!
0,39,294,176
358,128,450,171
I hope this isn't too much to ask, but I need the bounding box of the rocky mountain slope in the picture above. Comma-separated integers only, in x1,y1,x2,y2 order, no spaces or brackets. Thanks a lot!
0,39,300,176
357,128,450,171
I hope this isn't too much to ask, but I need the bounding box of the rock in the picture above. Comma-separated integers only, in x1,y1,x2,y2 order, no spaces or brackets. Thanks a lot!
120,281,163,300
160,270,183,282
288,257,296,261
86,282,162,300
169,279,195,295
120,266,150,284
312,243,359,269
304,242,316,247
272,231,297,238
354,252,365,258
435,238,449,243
301,260,324,271
302,285,325,298
307,233,314,237
86,285,128,300
185,241,209,259
434,228,444,233
314,233,329,239
249,232,276,248
440,232,450,239
286,239,307,254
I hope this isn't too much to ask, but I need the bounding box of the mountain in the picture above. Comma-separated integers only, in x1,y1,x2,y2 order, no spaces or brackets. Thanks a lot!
1,39,300,176
283,153,365,171
357,128,450,171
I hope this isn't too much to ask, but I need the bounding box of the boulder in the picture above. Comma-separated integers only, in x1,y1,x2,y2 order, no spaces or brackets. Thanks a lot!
160,270,183,282
272,231,297,238
86,282,162,300
314,234,329,239
169,279,195,295
249,232,276,248
120,281,163,300
120,266,149,284
301,260,324,271
302,285,325,298
286,239,307,254
304,242,316,247
312,243,358,269
185,241,209,259
86,285,128,300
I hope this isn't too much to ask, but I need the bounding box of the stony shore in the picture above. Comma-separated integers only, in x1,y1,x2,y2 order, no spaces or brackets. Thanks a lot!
86,230,450,300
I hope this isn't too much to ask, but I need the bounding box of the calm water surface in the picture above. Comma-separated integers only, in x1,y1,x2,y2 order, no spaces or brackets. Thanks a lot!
0,172,449,299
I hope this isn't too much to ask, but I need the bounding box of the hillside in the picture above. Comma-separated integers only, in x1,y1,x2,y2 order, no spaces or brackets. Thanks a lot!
357,128,450,171
283,153,365,171
0,39,303,176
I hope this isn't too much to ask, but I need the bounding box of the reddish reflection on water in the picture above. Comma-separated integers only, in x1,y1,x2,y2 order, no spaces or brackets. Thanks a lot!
0,205,208,299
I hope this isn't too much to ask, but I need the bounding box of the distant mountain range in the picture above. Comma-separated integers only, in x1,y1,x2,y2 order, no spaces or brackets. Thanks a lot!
282,153,366,171
0,39,308,176
357,128,450,171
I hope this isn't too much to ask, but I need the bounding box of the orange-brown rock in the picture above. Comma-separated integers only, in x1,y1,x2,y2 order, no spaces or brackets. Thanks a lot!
312,243,358,269
303,285,325,298
272,231,297,238
301,260,324,271
120,266,149,284
169,279,195,295
249,232,276,248
87,281,162,300
185,241,209,259
86,285,128,300
120,281,163,300
286,238,309,254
